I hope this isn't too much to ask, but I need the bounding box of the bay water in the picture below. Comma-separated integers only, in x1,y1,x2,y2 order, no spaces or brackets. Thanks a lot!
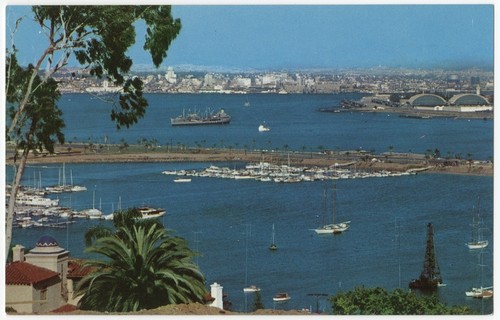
8,93,493,314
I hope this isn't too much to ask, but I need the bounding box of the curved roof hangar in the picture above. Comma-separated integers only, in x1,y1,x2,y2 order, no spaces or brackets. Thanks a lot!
449,94,489,106
408,94,446,106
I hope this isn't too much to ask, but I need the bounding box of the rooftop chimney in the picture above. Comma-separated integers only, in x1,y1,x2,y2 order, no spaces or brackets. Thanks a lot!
210,282,224,310
12,244,25,262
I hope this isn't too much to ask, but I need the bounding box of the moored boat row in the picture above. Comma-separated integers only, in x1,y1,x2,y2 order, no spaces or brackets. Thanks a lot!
162,162,417,183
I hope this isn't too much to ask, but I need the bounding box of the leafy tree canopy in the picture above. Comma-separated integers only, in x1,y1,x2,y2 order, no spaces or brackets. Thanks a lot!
6,54,65,155
330,287,471,315
77,209,207,312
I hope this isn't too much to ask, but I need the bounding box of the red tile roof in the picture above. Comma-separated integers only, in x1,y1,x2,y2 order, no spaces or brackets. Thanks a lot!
6,261,59,285
67,260,95,278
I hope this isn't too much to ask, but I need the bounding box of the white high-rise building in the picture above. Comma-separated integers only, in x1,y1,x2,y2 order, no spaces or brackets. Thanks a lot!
165,67,177,84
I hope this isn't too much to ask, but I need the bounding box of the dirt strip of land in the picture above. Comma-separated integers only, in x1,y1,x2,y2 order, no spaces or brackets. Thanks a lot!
5,145,492,177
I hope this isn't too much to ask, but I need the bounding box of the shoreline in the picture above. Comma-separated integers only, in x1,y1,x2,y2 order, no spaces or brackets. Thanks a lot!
5,145,493,177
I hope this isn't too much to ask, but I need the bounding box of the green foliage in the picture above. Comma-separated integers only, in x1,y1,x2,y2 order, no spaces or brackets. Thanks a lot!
330,287,471,315
77,209,207,312
252,291,265,311
84,207,161,247
6,54,65,153
20,5,180,131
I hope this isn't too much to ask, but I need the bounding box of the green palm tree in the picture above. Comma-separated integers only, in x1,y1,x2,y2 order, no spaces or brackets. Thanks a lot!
77,209,207,312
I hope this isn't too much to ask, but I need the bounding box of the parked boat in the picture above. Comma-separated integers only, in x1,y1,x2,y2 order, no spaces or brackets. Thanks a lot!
314,183,350,234
273,292,291,302
243,285,261,293
137,206,165,220
174,178,192,183
244,100,251,107
409,223,443,290
465,250,493,299
16,194,59,208
466,286,493,299
466,197,488,250
171,108,230,126
258,124,270,132
243,224,260,293
269,224,278,251
45,164,86,194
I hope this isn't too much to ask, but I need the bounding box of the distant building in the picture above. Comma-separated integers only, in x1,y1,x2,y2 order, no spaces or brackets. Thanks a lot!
204,73,214,87
408,94,447,107
165,67,177,84
443,93,491,112
408,93,492,112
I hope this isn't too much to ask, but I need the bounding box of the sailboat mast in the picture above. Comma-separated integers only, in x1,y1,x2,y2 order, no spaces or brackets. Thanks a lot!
331,183,336,224
476,197,482,242
322,187,327,226
272,224,275,244
62,163,66,186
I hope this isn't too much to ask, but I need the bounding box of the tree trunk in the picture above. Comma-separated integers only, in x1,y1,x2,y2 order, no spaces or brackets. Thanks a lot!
5,145,30,259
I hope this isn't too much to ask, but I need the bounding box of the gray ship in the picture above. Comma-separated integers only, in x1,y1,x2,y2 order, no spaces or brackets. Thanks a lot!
171,108,231,126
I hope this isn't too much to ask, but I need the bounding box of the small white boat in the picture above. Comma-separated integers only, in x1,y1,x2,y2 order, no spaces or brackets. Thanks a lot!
273,292,291,302
137,206,166,220
162,170,177,175
80,208,103,219
103,213,114,220
243,285,261,293
258,124,270,132
174,178,192,183
70,185,87,192
466,197,488,250
465,286,493,299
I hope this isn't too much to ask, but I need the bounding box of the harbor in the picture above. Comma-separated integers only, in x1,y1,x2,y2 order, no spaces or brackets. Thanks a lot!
7,161,493,314
5,92,493,314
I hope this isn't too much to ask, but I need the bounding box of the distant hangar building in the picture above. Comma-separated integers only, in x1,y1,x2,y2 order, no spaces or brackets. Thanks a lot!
408,92,492,113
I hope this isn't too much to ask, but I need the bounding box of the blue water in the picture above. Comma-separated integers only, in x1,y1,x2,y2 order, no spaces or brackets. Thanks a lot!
7,93,494,314
61,93,493,160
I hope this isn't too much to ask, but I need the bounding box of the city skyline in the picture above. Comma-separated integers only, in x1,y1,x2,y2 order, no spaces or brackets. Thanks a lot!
4,3,495,71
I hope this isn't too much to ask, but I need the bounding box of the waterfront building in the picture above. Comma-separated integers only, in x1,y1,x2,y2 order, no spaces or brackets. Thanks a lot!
5,236,92,313
408,93,492,113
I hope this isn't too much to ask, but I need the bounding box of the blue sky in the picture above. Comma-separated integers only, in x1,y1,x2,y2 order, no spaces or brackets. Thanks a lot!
4,4,494,70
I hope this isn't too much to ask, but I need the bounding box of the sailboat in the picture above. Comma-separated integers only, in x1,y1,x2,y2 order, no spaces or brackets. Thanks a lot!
466,197,488,250
269,224,277,250
314,183,350,234
409,223,443,290
243,224,260,293
465,250,493,299
79,188,103,219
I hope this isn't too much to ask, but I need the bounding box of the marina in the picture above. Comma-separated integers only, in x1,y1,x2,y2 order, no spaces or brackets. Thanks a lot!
162,162,419,183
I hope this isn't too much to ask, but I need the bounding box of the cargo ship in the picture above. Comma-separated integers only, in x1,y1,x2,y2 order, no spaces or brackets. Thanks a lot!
171,108,231,126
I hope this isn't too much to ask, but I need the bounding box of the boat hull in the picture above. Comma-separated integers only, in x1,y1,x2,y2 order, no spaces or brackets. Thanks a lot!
465,287,493,299
243,286,261,293
314,221,351,234
171,118,230,126
467,240,488,250
273,293,291,302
